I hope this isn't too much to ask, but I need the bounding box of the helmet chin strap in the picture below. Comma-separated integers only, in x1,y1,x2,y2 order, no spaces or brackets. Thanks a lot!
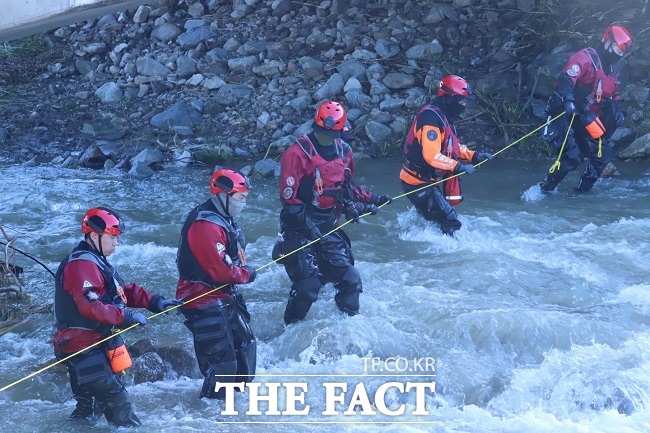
88,234,109,263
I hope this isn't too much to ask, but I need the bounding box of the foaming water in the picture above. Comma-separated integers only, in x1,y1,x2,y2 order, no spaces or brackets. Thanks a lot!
1,159,649,432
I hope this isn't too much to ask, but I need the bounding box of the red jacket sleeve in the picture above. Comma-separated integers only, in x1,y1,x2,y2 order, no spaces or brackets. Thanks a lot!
62,260,126,326
123,282,154,310
279,143,309,205
187,220,252,284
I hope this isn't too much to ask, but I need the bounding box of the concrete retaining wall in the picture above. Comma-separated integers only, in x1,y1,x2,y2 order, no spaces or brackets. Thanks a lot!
0,0,162,43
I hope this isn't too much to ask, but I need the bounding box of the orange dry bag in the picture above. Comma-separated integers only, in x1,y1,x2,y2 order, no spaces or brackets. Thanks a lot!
582,112,606,139
107,336,133,373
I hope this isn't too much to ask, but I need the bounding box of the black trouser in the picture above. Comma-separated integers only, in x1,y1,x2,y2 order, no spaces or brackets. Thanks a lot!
183,296,256,399
56,348,140,426
273,221,362,325
401,181,461,236
541,103,615,192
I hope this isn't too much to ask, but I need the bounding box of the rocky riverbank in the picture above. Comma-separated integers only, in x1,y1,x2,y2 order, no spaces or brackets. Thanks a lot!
0,0,649,177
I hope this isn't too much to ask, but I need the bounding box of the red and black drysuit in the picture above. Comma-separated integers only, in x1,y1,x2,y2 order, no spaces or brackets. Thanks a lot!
541,46,626,192
273,132,380,324
176,198,256,398
53,241,158,426
400,102,478,236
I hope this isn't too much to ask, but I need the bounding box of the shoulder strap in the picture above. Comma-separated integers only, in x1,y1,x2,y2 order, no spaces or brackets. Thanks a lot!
582,48,602,72
68,250,103,267
296,136,317,160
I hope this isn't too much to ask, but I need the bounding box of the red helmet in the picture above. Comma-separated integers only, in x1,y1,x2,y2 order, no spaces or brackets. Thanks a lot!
314,100,347,132
438,75,472,97
82,207,125,236
602,25,632,55
210,168,250,195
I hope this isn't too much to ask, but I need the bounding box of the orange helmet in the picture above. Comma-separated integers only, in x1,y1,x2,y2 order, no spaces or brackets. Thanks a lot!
82,207,125,236
210,168,250,195
438,75,472,97
602,25,632,55
314,100,347,132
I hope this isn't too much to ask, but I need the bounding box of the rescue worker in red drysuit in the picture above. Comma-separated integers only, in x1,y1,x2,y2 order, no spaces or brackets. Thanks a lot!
400,75,493,237
176,168,257,399
539,25,632,193
272,100,392,325
53,207,180,426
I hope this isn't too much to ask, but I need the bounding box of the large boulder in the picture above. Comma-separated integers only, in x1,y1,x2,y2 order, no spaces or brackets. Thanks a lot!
618,133,650,160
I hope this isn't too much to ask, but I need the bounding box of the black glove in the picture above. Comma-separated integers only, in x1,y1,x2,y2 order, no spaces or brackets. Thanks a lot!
149,295,183,313
303,218,322,240
122,311,147,327
615,110,625,127
370,194,392,206
360,203,378,215
564,99,577,116
242,265,257,283
344,202,361,223
472,152,493,164
454,163,475,175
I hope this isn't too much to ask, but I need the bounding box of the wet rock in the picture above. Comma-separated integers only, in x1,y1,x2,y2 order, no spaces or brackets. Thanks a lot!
131,148,164,166
159,345,200,378
618,133,650,160
129,339,157,358
128,160,156,178
131,352,165,383
79,144,107,168
609,127,635,148
599,162,619,178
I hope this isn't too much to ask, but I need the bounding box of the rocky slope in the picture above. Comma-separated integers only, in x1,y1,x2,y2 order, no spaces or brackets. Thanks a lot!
0,0,648,175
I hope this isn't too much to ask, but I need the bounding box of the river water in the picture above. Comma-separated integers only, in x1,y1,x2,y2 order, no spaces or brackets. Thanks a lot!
0,156,648,433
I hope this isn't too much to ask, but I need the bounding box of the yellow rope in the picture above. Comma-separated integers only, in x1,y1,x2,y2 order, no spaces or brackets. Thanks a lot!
0,113,566,393
597,137,602,158
549,113,575,174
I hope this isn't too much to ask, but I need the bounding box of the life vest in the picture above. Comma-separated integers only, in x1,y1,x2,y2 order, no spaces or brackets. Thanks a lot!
177,199,245,289
294,136,350,210
403,104,461,182
54,242,126,332
582,48,619,109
